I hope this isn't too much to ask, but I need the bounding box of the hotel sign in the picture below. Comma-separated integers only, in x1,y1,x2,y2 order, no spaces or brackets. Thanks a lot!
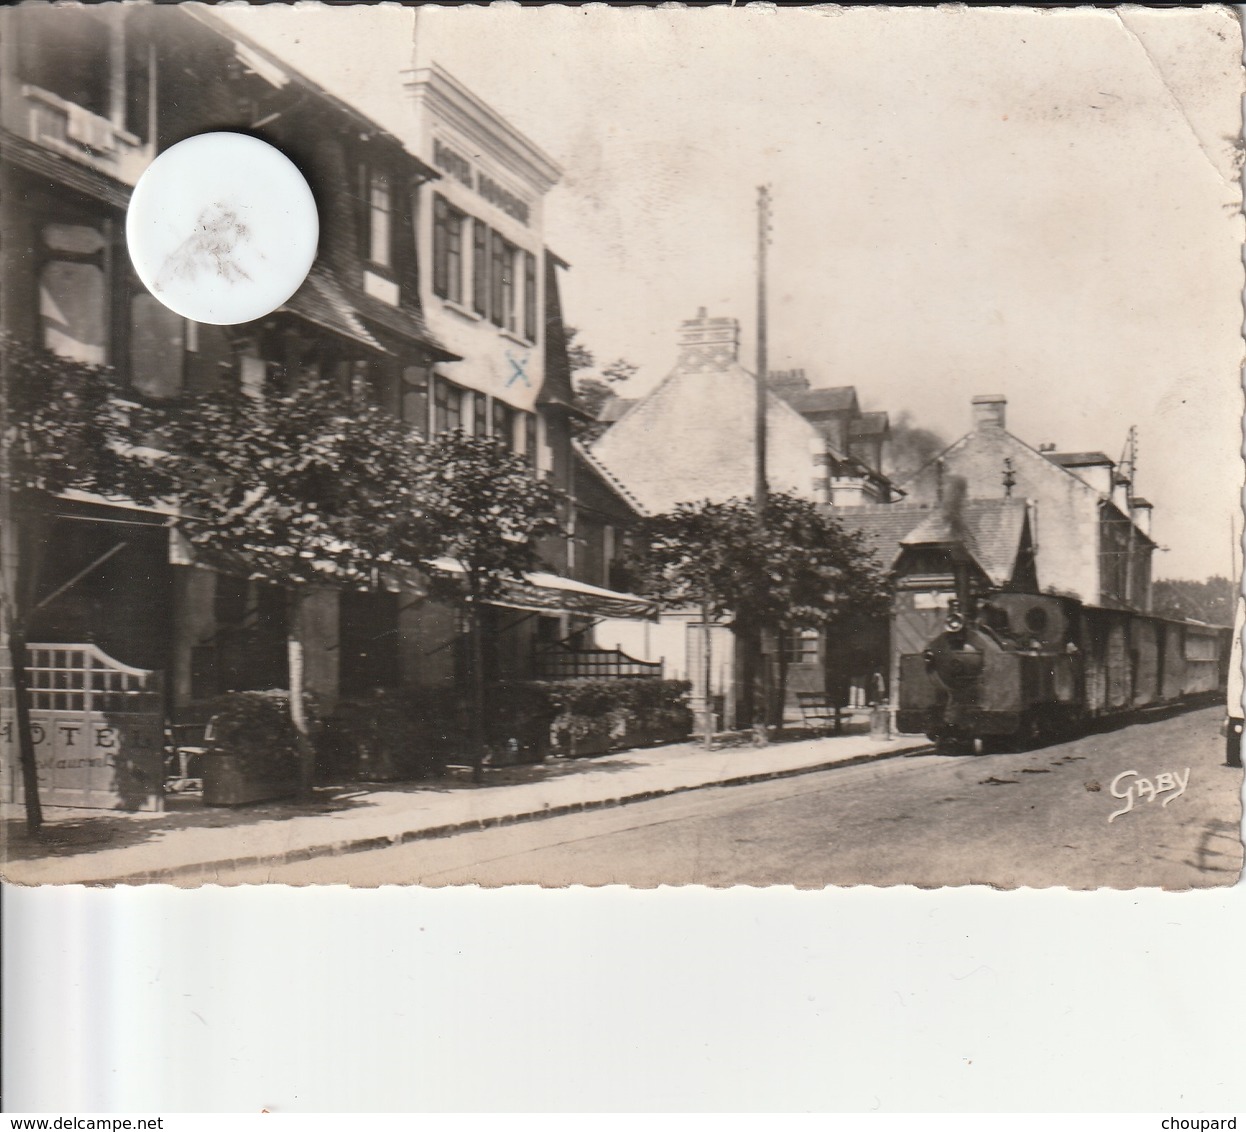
433,138,531,227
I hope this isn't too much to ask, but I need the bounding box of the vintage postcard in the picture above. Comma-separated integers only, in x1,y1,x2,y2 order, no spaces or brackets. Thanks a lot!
1,3,1242,889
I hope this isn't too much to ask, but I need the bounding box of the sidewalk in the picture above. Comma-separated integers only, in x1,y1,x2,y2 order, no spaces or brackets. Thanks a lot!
2,725,931,886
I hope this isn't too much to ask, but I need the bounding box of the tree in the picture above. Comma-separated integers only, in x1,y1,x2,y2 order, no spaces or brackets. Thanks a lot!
628,492,891,737
564,325,639,440
156,379,438,796
413,431,562,782
1,336,172,833
1152,576,1237,626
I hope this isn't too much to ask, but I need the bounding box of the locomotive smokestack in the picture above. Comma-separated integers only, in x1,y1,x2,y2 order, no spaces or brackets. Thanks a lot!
941,474,974,620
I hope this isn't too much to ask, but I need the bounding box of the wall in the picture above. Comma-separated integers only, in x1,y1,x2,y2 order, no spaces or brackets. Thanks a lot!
592,366,824,514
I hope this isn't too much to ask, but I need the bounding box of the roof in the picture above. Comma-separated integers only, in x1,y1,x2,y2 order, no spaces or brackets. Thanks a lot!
573,440,647,516
597,396,636,423
833,499,1030,586
901,500,1030,586
281,267,385,354
849,411,890,438
1046,451,1114,468
352,289,454,358
184,6,439,181
831,504,930,568
788,386,859,415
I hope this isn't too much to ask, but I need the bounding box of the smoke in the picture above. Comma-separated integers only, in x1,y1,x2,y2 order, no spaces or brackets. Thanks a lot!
886,411,948,484
941,472,970,536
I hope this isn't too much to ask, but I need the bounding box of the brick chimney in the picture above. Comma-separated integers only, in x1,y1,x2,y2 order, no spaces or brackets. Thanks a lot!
972,394,1007,431
676,307,741,373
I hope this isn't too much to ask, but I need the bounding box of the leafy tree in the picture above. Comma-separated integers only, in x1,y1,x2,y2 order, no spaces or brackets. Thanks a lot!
0,336,171,833
155,380,438,796
562,325,595,376
572,377,614,421
564,325,639,440
628,493,891,738
1152,576,1237,626
412,431,562,781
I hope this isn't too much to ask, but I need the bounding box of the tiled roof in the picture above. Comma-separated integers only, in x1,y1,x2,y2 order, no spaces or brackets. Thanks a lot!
597,396,637,423
789,385,859,415
830,503,931,568
832,500,1029,586
572,440,648,516
902,500,1030,586
352,289,455,358
282,267,386,354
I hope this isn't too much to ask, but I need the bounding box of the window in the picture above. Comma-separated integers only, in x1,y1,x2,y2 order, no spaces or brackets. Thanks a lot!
129,293,184,399
472,219,489,316
432,194,464,302
21,7,111,120
368,172,392,268
491,399,516,450
499,242,517,333
40,260,105,365
473,391,488,438
434,376,464,434
401,365,429,435
40,223,108,366
783,629,820,665
489,231,506,328
523,251,537,342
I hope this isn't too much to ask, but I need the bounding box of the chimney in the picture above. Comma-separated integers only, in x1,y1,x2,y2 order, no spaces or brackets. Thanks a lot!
1130,498,1153,538
972,394,1007,432
676,308,741,373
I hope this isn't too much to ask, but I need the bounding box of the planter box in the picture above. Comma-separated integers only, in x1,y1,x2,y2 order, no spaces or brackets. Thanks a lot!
202,753,298,806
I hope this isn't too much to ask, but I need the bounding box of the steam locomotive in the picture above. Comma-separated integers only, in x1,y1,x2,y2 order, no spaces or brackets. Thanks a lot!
897,589,1231,750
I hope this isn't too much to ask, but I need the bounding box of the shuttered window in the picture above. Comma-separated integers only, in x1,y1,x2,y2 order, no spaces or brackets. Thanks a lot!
472,219,489,316
523,251,537,342
489,231,506,327
432,195,449,298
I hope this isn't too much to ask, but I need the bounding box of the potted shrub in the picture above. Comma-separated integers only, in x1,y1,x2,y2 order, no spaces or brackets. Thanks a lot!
484,682,558,765
318,689,449,783
547,678,694,758
201,690,306,806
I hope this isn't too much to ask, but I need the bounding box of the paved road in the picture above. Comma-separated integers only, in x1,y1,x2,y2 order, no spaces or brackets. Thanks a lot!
224,706,1243,889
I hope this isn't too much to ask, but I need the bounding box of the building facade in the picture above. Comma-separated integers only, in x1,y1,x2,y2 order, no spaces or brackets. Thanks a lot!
897,395,1155,611
1,6,652,808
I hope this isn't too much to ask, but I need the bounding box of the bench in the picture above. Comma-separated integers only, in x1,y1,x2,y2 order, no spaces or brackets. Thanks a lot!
794,691,842,732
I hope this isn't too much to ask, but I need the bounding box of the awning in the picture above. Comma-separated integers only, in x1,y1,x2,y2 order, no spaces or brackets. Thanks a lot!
430,558,656,620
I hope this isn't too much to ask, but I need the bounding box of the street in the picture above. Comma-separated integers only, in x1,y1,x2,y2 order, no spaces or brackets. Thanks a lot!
222,706,1242,889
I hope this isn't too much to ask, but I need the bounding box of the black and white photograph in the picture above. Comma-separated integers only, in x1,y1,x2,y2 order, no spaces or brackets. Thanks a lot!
1,2,1243,890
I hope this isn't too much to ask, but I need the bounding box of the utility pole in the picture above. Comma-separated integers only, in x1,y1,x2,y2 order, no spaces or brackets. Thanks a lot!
754,185,771,518
752,185,772,743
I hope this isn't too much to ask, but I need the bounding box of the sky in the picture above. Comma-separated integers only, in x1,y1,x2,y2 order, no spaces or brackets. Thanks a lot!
216,3,1245,582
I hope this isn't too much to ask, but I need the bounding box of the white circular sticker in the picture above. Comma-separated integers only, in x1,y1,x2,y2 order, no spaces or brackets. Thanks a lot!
126,132,319,326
